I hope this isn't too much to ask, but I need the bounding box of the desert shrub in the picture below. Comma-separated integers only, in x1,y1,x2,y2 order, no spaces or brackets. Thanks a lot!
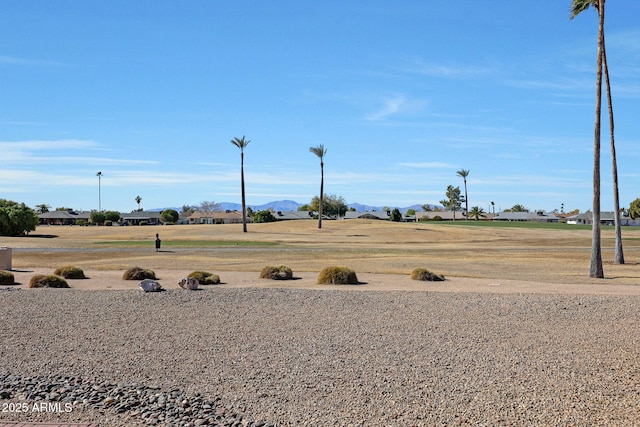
139,221,149,226
105,220,113,226
187,270,220,285
122,267,157,280
253,210,277,223
29,274,69,288
161,209,179,224
0,270,15,285
411,268,445,282
104,210,121,222
317,266,359,285
431,215,443,221
53,265,86,279
76,219,88,226
90,211,106,225
260,265,293,280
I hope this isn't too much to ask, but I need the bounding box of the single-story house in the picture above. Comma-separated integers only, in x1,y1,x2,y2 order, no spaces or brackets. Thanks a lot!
120,211,162,225
273,210,315,220
493,211,559,222
344,210,391,220
187,210,251,225
570,211,640,226
38,210,91,225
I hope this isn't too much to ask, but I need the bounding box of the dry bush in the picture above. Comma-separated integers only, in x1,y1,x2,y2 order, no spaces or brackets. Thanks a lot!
53,265,86,279
122,267,157,281
411,268,445,282
187,271,220,285
317,266,359,285
260,265,293,280
0,270,15,285
29,274,69,288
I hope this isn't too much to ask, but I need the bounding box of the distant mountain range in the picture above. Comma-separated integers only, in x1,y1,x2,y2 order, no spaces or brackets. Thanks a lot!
152,200,440,214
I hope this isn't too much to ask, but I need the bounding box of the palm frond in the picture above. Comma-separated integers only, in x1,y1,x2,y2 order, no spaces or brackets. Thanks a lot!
570,0,598,19
231,135,251,150
309,144,327,159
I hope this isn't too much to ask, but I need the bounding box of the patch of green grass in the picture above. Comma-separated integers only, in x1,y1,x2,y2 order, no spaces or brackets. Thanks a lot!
94,240,279,247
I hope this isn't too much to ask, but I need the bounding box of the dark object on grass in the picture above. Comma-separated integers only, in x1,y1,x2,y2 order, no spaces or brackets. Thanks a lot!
0,270,15,285
29,274,69,288
260,265,293,280
187,271,220,285
53,265,86,279
317,266,359,285
411,268,445,282
123,267,157,281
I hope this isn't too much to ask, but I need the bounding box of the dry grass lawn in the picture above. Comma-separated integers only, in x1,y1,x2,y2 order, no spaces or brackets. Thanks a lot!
3,220,640,290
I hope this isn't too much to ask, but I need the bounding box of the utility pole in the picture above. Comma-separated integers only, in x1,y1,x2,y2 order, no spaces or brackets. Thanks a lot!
96,171,103,211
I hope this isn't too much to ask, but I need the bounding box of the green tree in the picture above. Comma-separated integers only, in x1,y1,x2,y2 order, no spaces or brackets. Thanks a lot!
570,0,605,277
571,0,622,266
457,169,470,220
0,199,38,236
135,195,142,211
406,208,416,216
253,210,277,223
231,135,251,233
511,204,529,213
308,194,347,218
181,205,196,216
90,211,106,225
161,209,179,224
390,208,402,222
439,185,462,220
468,206,486,221
35,204,50,214
629,199,640,220
309,144,328,228
104,210,121,222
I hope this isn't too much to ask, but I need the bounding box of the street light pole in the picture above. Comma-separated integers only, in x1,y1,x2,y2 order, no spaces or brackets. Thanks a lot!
96,171,103,211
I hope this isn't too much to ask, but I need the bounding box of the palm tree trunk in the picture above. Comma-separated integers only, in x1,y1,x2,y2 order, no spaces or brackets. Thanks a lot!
318,162,324,229
240,152,247,233
590,0,605,278
463,178,468,220
602,28,624,264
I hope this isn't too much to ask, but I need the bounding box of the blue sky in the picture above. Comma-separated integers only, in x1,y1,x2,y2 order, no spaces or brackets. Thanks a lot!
1,1,639,213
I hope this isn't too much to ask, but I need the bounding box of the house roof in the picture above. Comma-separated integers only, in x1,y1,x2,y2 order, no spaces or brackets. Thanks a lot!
38,210,91,220
274,210,315,220
121,211,161,220
344,211,390,220
493,211,559,221
188,210,244,219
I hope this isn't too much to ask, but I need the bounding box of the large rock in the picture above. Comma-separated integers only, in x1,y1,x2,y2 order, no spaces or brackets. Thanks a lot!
178,277,199,290
138,279,164,292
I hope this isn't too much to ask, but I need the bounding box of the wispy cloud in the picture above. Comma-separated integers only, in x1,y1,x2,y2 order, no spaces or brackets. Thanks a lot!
365,94,426,122
366,95,407,121
0,55,65,67
396,162,456,169
402,57,493,79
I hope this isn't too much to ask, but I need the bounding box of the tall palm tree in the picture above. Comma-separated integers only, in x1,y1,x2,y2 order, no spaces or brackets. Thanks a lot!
456,169,470,220
231,135,251,233
570,0,605,278
135,195,142,211
309,144,327,229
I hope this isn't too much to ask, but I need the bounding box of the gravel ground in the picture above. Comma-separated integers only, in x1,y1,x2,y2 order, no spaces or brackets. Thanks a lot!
1,287,640,426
